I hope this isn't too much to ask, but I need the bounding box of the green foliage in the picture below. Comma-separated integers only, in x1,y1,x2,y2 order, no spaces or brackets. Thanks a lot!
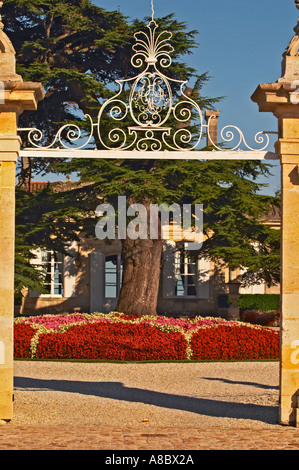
14,185,84,298
218,294,280,311
237,294,280,312
196,163,281,286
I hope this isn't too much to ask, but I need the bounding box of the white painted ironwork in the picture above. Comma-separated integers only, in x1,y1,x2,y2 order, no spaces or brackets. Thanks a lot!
19,149,278,160
18,14,273,156
206,115,270,152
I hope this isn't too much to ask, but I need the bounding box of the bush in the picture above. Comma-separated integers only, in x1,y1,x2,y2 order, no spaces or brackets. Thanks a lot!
237,294,280,312
240,310,279,326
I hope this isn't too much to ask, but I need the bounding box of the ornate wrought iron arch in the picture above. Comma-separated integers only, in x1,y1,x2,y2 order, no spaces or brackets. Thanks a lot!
18,9,278,161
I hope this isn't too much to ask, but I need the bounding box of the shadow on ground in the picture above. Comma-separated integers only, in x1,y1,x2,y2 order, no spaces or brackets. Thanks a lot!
14,376,279,425
202,377,279,390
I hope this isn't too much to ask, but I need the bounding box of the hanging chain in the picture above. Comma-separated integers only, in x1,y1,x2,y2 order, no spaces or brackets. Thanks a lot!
151,0,155,21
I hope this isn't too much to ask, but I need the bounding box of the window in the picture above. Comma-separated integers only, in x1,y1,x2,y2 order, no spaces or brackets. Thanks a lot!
41,250,64,296
174,250,197,297
104,254,123,299
163,242,210,300
239,267,265,294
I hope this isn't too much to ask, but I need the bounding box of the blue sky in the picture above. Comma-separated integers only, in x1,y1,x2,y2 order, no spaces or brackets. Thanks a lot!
91,0,297,195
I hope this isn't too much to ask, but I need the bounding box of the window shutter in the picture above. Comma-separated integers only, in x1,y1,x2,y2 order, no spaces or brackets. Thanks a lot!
162,242,176,298
90,251,104,313
197,258,210,299
63,242,77,298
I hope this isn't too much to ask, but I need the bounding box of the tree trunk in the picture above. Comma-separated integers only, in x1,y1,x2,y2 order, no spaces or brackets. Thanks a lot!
116,203,163,316
116,237,163,316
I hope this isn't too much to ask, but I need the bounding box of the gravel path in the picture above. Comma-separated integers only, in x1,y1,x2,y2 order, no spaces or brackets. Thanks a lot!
12,360,281,429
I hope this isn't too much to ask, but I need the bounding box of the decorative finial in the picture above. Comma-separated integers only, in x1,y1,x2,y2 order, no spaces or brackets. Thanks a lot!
281,2,299,57
151,0,155,21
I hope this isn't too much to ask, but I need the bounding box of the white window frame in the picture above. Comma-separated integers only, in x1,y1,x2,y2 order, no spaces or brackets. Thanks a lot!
104,253,123,300
40,250,64,298
162,241,210,300
174,250,198,299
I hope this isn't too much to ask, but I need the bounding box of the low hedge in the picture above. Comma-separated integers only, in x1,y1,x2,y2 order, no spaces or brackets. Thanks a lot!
218,294,280,312
237,294,280,312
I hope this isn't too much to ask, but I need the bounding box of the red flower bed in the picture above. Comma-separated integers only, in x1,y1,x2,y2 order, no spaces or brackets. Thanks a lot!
14,313,281,361
14,323,36,359
35,322,188,361
190,324,280,361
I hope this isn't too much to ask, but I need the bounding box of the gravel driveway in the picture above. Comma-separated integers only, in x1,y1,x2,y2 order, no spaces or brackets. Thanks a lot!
12,360,280,429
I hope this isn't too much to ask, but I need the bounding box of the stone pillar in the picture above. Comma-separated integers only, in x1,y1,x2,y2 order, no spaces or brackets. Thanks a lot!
226,270,241,321
0,17,43,421
0,134,19,421
278,135,299,426
205,110,220,147
251,3,299,426
227,281,241,321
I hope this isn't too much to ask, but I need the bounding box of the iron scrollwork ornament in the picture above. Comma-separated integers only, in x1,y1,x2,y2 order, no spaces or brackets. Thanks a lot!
18,19,270,153
97,20,204,151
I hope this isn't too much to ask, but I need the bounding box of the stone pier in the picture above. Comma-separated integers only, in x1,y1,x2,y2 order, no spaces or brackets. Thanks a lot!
252,5,299,425
0,16,43,420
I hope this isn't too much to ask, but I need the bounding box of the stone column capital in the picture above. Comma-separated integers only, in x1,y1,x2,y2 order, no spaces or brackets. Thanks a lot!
204,109,220,121
276,140,299,161
1,82,44,115
251,82,299,118
0,135,21,162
